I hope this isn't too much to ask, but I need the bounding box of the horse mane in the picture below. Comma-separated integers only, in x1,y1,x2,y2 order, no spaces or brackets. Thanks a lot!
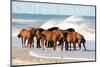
64,28,75,32
47,27,59,31
36,28,45,33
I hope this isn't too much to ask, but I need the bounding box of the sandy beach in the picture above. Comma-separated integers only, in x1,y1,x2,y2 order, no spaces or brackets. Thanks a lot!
12,48,85,66
12,35,95,66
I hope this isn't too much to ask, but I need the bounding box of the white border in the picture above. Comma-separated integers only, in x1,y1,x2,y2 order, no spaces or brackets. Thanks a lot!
0,0,100,67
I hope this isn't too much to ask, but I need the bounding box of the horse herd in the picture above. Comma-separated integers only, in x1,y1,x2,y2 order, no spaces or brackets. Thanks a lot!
18,27,86,51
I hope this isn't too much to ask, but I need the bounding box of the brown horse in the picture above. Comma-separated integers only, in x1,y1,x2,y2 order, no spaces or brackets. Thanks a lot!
75,33,86,50
46,27,59,47
63,31,86,51
17,27,36,48
47,27,59,31
53,30,64,50
58,28,75,46
64,28,75,32
41,29,64,50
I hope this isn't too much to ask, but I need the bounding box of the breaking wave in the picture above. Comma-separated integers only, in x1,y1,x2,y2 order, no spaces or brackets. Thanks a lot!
40,16,95,40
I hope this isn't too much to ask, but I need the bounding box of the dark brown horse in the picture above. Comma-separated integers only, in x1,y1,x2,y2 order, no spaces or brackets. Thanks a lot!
34,28,45,48
18,27,36,48
41,29,64,50
63,31,86,51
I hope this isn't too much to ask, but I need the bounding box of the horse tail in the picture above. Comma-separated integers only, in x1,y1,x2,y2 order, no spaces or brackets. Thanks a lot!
82,35,86,43
83,38,86,43
82,36,86,51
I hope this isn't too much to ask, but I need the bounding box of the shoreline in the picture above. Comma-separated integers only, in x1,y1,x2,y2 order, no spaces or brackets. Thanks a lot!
12,48,88,65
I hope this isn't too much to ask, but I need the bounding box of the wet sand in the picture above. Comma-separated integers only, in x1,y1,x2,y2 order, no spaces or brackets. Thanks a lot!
12,48,81,66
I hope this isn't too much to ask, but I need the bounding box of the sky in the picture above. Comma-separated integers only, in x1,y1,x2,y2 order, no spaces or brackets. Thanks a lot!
12,1,95,16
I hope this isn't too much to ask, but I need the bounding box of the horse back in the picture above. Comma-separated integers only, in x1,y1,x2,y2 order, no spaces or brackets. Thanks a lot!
47,27,59,31
53,30,64,41
64,32,76,42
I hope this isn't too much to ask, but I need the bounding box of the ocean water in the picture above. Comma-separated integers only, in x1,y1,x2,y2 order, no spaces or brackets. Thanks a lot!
12,35,95,50
12,13,96,49
12,35,96,60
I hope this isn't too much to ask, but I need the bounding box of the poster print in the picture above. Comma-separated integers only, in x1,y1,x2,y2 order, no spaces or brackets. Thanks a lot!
11,0,96,66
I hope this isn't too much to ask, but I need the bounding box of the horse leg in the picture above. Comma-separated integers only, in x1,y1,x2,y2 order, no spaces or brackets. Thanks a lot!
61,41,64,51
53,41,56,50
60,39,64,50
30,37,34,48
78,42,81,50
83,43,86,51
45,40,47,47
35,36,38,48
41,37,44,50
38,38,41,48
70,43,71,51
36,38,40,48
65,42,69,50
48,42,50,48
24,38,27,48
45,40,50,48
29,38,33,48
37,39,40,48
36,38,39,48
73,42,76,50
48,41,52,48
21,38,24,48
27,39,30,48
32,39,34,48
